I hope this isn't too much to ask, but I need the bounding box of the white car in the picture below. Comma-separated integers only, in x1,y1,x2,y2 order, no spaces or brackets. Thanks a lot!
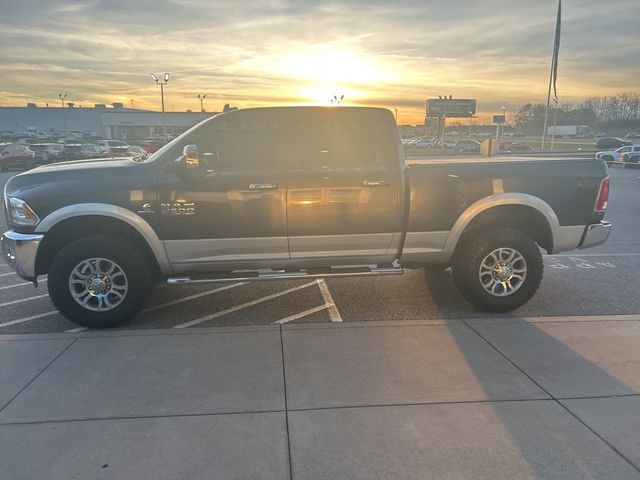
595,145,640,163
98,140,130,153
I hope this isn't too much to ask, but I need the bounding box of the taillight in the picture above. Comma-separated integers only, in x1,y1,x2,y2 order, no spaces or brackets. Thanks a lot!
594,176,609,212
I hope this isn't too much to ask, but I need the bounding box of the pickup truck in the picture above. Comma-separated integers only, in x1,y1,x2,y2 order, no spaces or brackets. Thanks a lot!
2,106,611,328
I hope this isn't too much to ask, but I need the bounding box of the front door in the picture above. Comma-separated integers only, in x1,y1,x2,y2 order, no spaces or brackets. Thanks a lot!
157,110,288,271
285,108,402,263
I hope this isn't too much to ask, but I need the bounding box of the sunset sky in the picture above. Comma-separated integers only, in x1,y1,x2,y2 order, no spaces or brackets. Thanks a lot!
1,0,638,123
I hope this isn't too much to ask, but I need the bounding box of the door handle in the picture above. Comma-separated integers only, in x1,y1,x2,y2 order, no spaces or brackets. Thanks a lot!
248,183,278,190
362,180,389,187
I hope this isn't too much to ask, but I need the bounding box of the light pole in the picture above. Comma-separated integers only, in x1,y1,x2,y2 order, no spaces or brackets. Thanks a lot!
197,94,207,112
59,93,68,132
394,107,398,124
499,105,507,143
150,73,170,138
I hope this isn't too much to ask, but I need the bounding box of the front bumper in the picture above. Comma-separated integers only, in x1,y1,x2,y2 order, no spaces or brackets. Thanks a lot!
1,230,44,281
578,221,612,250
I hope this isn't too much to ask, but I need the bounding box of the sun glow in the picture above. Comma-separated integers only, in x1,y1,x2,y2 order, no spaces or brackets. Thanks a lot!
240,44,395,104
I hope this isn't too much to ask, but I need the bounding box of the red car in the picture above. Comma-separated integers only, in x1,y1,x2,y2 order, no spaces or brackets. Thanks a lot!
0,144,36,171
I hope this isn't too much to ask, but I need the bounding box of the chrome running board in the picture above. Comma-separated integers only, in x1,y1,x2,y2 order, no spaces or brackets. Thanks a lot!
166,265,404,285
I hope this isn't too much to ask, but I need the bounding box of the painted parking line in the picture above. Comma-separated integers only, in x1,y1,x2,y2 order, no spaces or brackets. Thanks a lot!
65,327,87,333
174,280,318,329
545,253,640,257
143,282,247,313
0,271,18,277
274,304,330,324
0,310,59,329
317,279,342,322
0,278,47,291
0,293,49,308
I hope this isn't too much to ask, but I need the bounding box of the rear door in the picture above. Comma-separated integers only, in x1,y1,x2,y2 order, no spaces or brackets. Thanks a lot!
285,108,402,263
157,110,289,271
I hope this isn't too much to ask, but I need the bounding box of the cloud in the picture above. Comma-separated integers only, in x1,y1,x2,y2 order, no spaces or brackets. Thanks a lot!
0,0,638,121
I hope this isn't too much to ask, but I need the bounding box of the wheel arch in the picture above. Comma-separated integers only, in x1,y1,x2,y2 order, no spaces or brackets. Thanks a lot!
441,193,559,263
34,204,171,277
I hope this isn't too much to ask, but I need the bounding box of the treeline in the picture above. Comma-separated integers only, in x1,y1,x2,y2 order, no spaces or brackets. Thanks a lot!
513,92,640,132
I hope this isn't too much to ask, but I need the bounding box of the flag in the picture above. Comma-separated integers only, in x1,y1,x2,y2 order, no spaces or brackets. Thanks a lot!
551,0,562,102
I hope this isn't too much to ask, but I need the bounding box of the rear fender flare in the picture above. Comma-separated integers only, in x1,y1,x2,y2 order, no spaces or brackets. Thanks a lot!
441,193,560,262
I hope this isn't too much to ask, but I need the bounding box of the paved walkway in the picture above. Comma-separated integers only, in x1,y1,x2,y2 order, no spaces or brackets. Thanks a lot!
1,317,640,479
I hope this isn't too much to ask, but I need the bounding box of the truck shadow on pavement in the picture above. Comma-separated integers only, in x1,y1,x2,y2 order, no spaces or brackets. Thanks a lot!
422,268,640,476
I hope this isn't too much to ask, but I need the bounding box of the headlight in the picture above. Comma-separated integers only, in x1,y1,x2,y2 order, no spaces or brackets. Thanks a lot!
8,197,40,227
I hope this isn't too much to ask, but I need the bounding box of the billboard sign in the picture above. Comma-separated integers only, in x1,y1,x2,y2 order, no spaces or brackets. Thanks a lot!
426,99,476,118
493,115,506,124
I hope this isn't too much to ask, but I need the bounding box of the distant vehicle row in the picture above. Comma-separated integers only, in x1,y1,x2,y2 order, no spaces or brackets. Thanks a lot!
403,137,531,153
0,142,148,171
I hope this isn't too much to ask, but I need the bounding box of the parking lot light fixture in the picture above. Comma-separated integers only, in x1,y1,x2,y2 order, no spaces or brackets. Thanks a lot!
197,94,207,112
150,72,170,139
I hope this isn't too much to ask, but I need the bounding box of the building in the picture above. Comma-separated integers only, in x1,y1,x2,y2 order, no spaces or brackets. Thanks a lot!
0,103,217,140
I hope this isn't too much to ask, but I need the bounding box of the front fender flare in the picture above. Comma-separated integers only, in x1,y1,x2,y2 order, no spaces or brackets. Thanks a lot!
35,203,172,274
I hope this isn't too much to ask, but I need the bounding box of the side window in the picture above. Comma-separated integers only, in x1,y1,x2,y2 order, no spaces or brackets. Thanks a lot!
293,110,396,170
191,113,281,172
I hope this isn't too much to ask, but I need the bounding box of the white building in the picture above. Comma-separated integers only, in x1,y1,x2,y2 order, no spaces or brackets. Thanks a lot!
0,103,217,140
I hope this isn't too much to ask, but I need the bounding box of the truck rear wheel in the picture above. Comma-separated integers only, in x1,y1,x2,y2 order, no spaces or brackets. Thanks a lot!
48,234,153,328
452,227,543,312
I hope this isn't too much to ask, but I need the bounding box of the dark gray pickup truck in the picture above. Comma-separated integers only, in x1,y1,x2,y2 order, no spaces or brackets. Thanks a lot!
2,106,611,328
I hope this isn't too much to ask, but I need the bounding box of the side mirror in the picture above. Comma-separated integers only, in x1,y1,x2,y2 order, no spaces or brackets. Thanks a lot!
182,144,199,166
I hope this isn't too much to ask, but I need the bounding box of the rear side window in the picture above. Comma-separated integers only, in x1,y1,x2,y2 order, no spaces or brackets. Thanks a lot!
292,109,396,169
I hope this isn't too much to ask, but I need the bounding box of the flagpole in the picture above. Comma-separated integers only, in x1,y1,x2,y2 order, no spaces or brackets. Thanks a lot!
541,0,561,151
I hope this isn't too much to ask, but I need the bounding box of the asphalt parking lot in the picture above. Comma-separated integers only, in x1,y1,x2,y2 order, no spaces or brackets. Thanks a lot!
1,164,640,478
0,165,638,334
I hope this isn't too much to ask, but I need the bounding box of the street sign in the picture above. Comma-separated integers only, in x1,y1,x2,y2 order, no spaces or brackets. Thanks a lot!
493,115,506,124
426,99,476,118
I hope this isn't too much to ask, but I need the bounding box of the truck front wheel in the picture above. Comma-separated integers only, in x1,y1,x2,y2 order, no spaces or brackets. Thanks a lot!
48,234,153,328
452,227,543,312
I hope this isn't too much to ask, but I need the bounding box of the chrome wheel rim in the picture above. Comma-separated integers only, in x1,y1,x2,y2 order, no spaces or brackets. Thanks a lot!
479,248,527,297
68,258,128,311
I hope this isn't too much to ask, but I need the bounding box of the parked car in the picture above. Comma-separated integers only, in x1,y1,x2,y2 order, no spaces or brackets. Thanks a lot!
501,142,532,152
98,140,130,153
141,137,168,153
28,143,64,164
431,139,457,149
594,132,608,138
404,137,433,149
454,140,481,152
625,132,640,139
0,144,36,170
596,137,632,150
127,145,148,159
595,145,640,163
504,131,526,137
1,106,611,328
79,143,108,159
620,152,640,164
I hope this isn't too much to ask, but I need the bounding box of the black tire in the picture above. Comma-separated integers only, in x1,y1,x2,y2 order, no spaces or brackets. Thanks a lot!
602,155,613,163
24,158,35,170
48,234,153,328
452,227,543,312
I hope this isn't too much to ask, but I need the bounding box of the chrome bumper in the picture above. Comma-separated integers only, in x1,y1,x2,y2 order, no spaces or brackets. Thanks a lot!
1,230,44,281
578,221,612,250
